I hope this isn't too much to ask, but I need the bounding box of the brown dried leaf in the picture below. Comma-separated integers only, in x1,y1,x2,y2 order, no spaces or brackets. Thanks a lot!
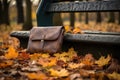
18,52,30,60
82,54,95,66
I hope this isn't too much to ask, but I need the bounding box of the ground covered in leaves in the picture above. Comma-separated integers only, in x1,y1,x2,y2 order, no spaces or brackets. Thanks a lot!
0,46,120,80
0,24,120,80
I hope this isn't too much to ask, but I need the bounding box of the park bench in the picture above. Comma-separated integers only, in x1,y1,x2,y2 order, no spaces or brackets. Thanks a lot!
10,0,120,58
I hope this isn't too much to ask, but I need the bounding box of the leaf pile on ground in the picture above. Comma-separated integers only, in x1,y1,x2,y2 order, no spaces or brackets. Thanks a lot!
0,46,120,80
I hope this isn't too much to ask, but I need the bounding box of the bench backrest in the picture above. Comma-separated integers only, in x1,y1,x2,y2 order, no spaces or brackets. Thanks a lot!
36,0,120,26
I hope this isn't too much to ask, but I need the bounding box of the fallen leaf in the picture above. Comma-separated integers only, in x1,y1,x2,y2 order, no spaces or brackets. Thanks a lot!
80,69,95,78
54,52,70,62
30,53,41,60
38,57,57,67
70,73,82,80
18,52,30,60
41,53,50,58
68,63,84,69
49,68,69,77
27,72,48,80
59,77,70,80
67,48,77,59
64,25,72,33
73,27,83,34
82,54,95,67
57,60,68,68
5,46,18,59
107,72,120,80
0,60,13,68
95,55,111,67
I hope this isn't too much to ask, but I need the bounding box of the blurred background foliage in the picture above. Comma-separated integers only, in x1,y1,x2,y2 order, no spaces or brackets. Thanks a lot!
0,0,120,32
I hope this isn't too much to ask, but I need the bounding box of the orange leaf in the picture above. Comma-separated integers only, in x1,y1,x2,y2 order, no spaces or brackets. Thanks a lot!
73,27,83,34
30,53,41,60
64,25,72,33
5,46,18,59
27,72,48,80
18,52,30,60
0,60,13,68
38,57,57,67
82,54,95,66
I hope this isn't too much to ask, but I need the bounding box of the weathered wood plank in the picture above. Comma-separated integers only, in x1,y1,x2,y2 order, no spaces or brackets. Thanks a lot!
10,31,120,44
47,1,120,12
64,33,120,44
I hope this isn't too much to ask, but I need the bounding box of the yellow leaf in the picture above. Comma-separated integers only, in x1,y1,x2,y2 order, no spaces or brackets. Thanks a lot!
68,63,84,69
64,25,72,33
48,58,57,67
107,72,120,80
49,68,69,77
5,46,18,59
59,57,70,62
30,53,41,60
54,48,77,62
54,52,70,62
41,53,50,58
95,55,111,67
54,52,68,58
38,57,57,67
68,48,77,59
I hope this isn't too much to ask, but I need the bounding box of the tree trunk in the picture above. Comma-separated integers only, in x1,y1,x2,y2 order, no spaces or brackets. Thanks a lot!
96,0,101,23
108,12,115,23
96,12,102,23
16,0,24,24
85,12,88,24
70,12,75,27
85,0,88,24
23,0,33,30
70,0,75,27
53,13,62,26
118,12,120,24
0,0,3,25
79,0,83,22
3,0,10,25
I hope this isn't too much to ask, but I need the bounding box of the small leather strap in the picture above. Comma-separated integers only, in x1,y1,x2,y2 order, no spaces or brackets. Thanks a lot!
40,35,45,52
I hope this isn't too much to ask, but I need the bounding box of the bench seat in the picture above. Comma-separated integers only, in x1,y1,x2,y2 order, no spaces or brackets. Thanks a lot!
10,0,120,58
10,31,120,47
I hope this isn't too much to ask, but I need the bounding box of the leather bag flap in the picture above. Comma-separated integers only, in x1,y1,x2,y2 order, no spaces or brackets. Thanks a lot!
30,26,63,41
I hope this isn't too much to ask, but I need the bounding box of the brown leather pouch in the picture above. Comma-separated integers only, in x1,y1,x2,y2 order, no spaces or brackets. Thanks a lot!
27,26,64,53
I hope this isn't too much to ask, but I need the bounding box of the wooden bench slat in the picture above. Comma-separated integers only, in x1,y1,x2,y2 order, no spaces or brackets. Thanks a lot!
10,31,120,44
47,1,120,12
64,33,120,44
